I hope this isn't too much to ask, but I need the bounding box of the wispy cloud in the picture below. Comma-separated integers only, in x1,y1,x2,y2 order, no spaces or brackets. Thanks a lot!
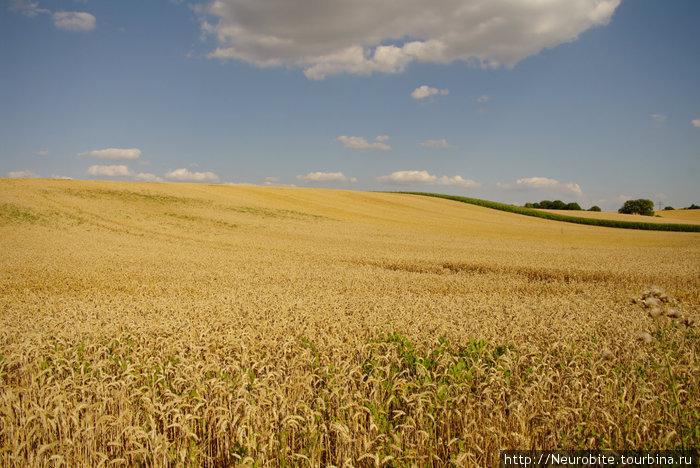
52,11,96,32
34,150,49,156
420,138,453,148
377,170,480,188
10,0,49,17
164,168,219,183
476,95,490,103
692,119,700,128
497,176,583,198
86,165,133,177
78,148,141,161
337,135,391,151
7,170,39,178
296,171,357,183
11,2,96,32
135,173,164,183
650,113,667,126
411,85,449,100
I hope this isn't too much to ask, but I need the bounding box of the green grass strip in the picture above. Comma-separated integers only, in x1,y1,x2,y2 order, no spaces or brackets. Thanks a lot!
391,192,700,232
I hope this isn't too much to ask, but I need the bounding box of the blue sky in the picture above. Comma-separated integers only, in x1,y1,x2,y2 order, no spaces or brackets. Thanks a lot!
1,0,698,210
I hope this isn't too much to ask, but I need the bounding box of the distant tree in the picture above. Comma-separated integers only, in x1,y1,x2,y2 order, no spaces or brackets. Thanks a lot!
618,199,654,216
526,200,582,210
688,204,700,210
588,205,602,212
663,206,675,210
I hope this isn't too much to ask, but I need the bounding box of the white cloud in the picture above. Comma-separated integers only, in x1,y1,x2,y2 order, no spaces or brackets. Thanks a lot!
135,172,164,183
7,170,39,178
692,119,700,128
262,176,297,187
86,165,133,177
337,135,391,151
411,85,449,100
198,0,620,79
51,174,73,180
476,95,490,103
377,170,480,188
164,168,220,183
497,177,583,198
34,150,49,156
296,171,357,183
650,114,667,125
420,138,453,148
616,195,632,205
53,11,96,32
10,0,49,17
78,148,141,161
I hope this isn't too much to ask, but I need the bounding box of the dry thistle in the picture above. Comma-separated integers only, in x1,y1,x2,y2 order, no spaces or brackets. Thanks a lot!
636,331,653,344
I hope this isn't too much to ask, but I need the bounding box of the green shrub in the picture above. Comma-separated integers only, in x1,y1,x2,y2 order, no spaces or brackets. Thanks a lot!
588,205,602,212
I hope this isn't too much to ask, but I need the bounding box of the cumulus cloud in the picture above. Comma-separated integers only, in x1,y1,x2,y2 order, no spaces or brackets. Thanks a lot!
296,172,357,183
135,173,164,183
377,170,480,188
34,150,49,156
7,170,39,178
51,174,73,180
692,119,700,128
198,0,620,79
420,138,453,148
86,165,133,177
411,85,449,100
52,11,96,32
164,168,220,183
78,148,141,161
476,95,490,103
650,114,667,125
337,135,391,151
496,177,583,198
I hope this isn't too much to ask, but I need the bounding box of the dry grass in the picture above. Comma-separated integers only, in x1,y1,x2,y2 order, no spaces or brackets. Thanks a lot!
1,179,698,467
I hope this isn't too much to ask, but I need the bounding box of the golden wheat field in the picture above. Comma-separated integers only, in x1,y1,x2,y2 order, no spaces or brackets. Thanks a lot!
536,208,700,225
1,178,698,467
655,209,700,223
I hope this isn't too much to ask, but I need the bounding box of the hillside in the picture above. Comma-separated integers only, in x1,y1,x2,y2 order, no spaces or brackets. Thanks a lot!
536,208,700,225
656,208,700,223
1,179,699,466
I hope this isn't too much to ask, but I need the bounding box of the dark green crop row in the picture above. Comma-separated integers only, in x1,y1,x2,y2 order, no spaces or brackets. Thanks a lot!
391,192,700,232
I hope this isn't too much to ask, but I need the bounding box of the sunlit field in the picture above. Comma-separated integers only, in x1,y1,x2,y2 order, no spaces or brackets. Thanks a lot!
655,209,700,223
535,208,700,225
1,179,698,467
